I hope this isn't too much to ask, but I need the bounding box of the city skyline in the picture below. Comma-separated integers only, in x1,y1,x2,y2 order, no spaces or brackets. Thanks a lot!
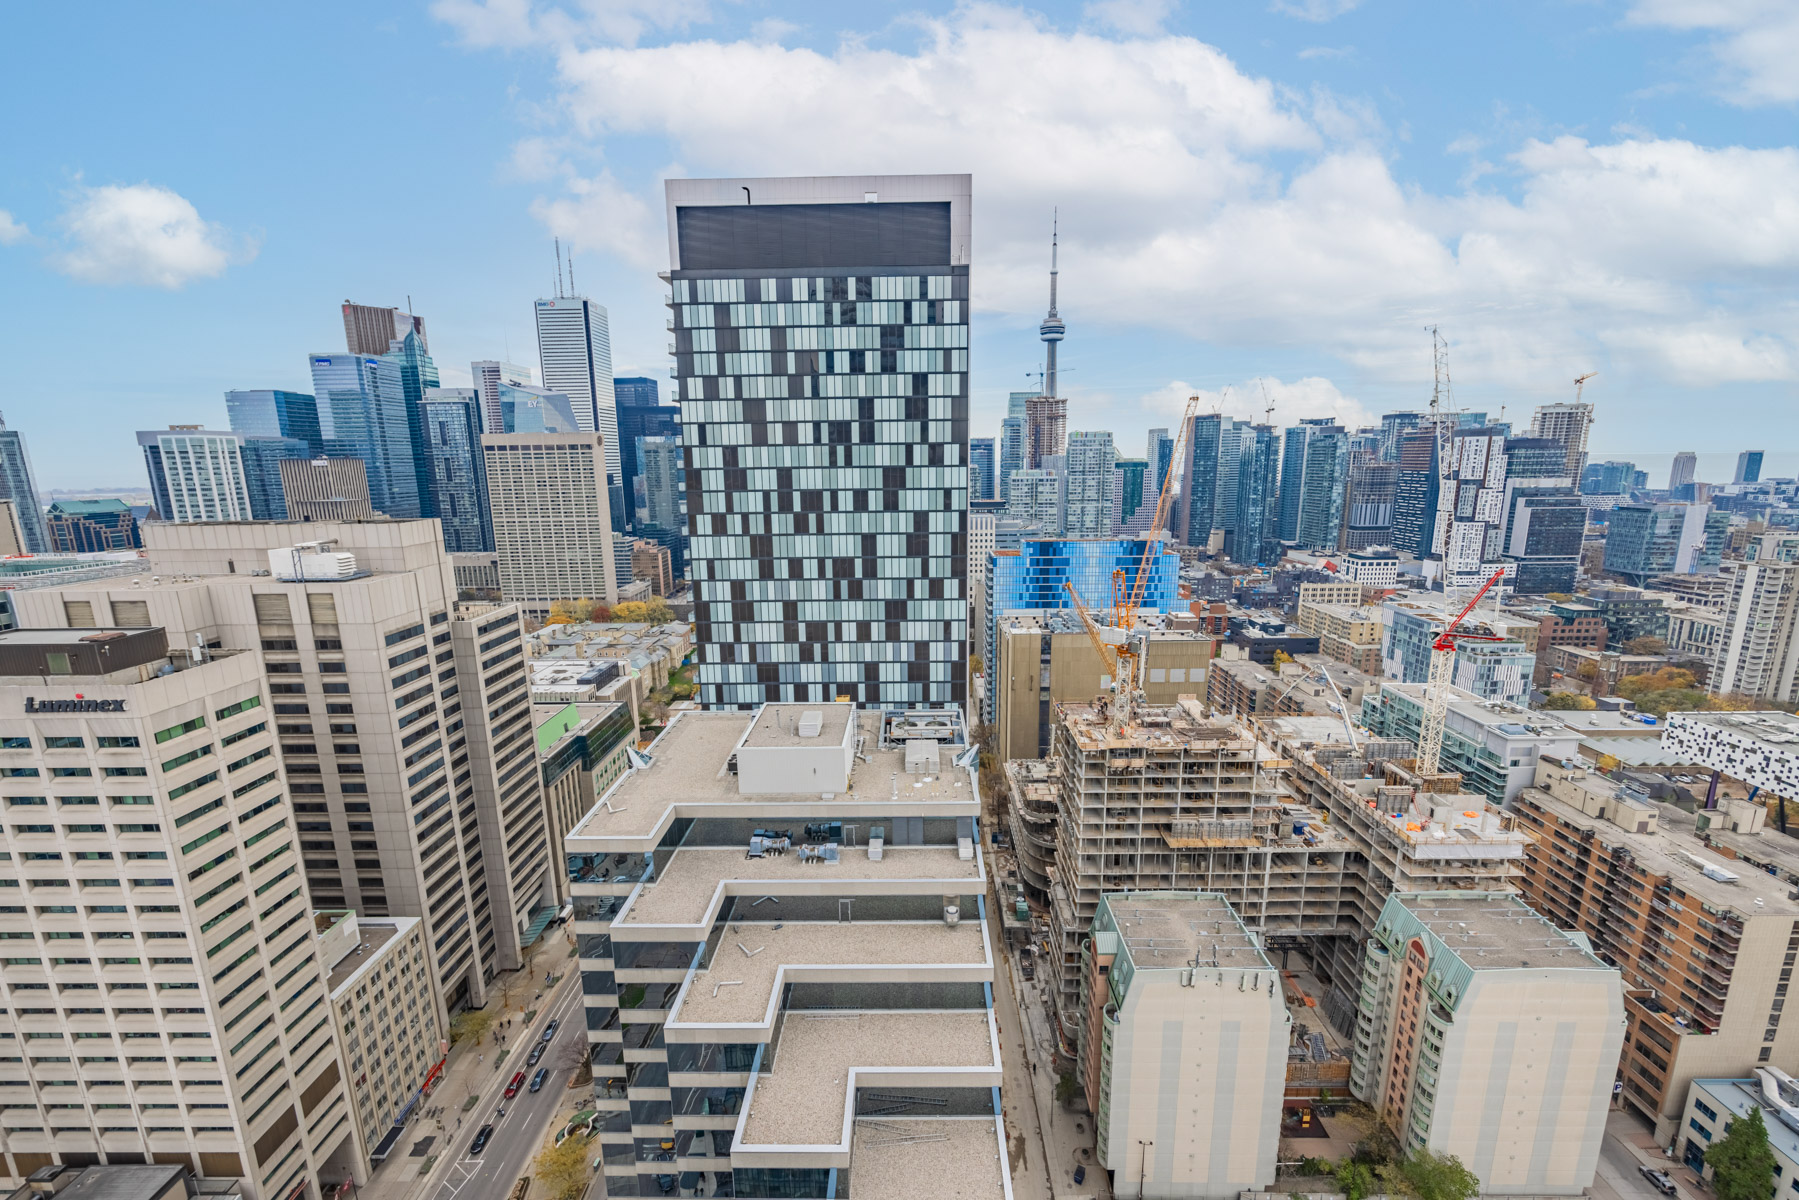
4,2,1797,487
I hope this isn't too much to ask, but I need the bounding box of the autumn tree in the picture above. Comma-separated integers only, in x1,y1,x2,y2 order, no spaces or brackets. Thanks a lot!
612,598,675,625
1623,636,1668,655
534,1132,592,1200
1543,692,1597,711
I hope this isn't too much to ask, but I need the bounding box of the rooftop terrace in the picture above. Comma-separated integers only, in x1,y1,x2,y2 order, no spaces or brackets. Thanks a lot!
738,1010,997,1149
672,920,989,1025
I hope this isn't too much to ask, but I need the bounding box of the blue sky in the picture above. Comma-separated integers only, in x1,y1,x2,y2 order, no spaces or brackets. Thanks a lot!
2,0,1795,491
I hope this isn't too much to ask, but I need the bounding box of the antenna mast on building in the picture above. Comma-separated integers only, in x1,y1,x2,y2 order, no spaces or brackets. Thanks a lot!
555,238,566,298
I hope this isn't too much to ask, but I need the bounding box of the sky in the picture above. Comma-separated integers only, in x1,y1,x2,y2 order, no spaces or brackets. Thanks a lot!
2,0,1796,491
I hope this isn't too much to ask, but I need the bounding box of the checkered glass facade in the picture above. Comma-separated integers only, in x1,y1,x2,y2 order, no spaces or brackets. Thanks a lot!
672,268,970,710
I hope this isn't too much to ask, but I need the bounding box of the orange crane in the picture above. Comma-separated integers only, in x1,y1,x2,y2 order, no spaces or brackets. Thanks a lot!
1064,581,1133,728
1114,392,1202,630
1415,567,1508,776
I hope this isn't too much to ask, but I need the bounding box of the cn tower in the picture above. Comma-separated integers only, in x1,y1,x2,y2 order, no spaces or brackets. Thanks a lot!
1025,214,1068,468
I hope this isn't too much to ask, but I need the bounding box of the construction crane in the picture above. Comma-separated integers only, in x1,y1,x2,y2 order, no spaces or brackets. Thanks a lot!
1414,567,1508,777
1064,581,1134,730
1114,392,1203,630
1574,371,1597,403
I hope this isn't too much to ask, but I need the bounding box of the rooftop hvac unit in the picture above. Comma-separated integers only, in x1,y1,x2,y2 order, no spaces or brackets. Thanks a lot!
267,545,357,582
797,710,824,738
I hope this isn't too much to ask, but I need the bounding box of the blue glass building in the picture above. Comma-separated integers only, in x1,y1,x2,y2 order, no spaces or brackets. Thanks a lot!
1231,424,1281,565
981,538,1180,722
308,351,420,518
969,437,996,502
1181,413,1222,545
618,404,679,528
0,413,50,553
378,331,441,521
418,389,492,553
239,435,312,519
224,389,323,455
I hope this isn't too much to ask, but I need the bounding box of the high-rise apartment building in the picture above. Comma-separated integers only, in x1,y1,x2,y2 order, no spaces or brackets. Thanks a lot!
469,360,534,436
278,457,377,522
238,435,312,521
1146,428,1173,502
1295,421,1349,552
417,388,492,553
224,390,323,455
1339,449,1397,551
1603,502,1728,586
533,294,619,527
1670,451,1698,490
137,428,254,523
635,434,683,534
1004,468,1065,536
342,300,426,356
1081,893,1285,1200
0,413,49,554
1113,457,1147,530
1378,411,1423,461
1736,450,1764,484
1581,460,1637,495
1063,431,1115,538
482,432,617,615
307,353,419,519
0,626,363,1196
1025,396,1067,468
563,703,1005,1200
999,413,1026,501
15,521,555,1012
969,436,996,502
1498,435,1582,595
1390,426,1440,558
1380,598,1535,706
1180,413,1222,547
1214,418,1246,547
1349,892,1622,1195
1433,425,1510,589
1231,424,1281,566
1708,532,1799,703
667,173,971,709
1527,401,1594,480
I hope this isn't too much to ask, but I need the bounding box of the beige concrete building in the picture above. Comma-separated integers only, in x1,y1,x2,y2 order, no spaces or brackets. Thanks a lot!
277,458,376,523
481,433,617,617
0,627,360,1197
1350,892,1624,1196
992,613,1215,762
1294,600,1384,673
1080,893,1285,1199
564,703,1011,1200
317,912,446,1163
13,520,554,1011
1296,580,1366,608
629,539,674,597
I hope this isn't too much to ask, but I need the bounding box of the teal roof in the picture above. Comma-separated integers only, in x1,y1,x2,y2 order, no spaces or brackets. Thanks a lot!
47,498,132,516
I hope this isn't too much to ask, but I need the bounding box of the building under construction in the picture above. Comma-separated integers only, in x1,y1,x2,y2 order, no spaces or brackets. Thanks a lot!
1025,697,1534,1050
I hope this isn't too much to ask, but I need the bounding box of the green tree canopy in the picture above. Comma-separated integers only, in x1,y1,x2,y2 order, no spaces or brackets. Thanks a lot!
1399,1149,1481,1200
1708,1105,1777,1200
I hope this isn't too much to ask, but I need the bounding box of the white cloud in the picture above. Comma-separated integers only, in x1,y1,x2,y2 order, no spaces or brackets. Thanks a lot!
450,5,1799,400
52,184,248,289
1270,0,1361,21
0,210,27,245
1084,0,1179,36
1628,0,1799,106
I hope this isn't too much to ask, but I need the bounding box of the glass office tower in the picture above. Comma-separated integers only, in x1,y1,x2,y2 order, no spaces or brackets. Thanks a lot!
308,351,420,518
419,388,493,553
667,174,973,710
225,388,324,454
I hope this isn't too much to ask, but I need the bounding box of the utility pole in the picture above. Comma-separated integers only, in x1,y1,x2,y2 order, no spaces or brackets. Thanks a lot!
1138,1138,1154,1200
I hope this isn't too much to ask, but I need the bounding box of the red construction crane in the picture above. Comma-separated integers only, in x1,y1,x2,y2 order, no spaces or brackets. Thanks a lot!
1415,567,1508,776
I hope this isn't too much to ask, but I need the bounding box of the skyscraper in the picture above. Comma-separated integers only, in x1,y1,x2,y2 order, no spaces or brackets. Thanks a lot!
1338,449,1397,551
1025,220,1068,469
308,351,420,517
1277,421,1317,543
238,433,312,519
667,173,971,709
1114,457,1148,529
1528,401,1595,481
1604,502,1729,586
280,455,377,521
1064,431,1115,537
1736,450,1765,484
1232,424,1281,566
1434,425,1511,588
614,375,659,408
1670,451,1698,490
970,436,996,502
342,299,426,355
1006,467,1065,535
999,413,1026,501
483,432,617,614
380,329,441,522
224,388,323,454
618,399,679,528
137,427,255,522
1378,411,1423,461
1581,459,1637,496
1147,427,1174,503
1294,422,1349,552
0,411,50,552
1390,427,1441,557
636,434,687,577
1499,435,1582,594
534,293,619,526
470,359,534,435
1180,413,1223,547
418,387,493,552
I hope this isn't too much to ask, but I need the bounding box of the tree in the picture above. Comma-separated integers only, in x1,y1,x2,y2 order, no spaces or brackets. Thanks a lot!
1575,660,1600,682
1543,692,1597,711
1272,649,1296,668
587,602,612,622
1623,636,1668,655
544,599,584,626
1399,1149,1481,1200
1708,1105,1777,1200
534,1131,592,1200
970,654,985,676
1054,1069,1078,1107
448,1009,493,1045
613,598,675,625
1336,1160,1375,1200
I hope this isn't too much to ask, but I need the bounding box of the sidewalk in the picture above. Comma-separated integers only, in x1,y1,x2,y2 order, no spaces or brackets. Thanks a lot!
1606,1107,1704,1200
358,939,581,1200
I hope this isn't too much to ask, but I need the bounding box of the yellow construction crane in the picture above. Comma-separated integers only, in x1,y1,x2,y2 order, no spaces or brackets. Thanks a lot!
1064,581,1133,728
1574,371,1597,402
1113,392,1202,630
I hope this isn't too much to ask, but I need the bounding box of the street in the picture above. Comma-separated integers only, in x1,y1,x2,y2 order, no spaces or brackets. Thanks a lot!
414,972,588,1200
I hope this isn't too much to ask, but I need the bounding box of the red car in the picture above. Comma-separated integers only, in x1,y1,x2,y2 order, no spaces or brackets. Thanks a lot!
504,1071,526,1099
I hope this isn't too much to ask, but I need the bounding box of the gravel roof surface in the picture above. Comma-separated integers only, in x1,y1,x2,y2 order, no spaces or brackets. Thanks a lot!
849,1118,1009,1200
675,921,988,1024
740,1011,994,1147
623,846,983,926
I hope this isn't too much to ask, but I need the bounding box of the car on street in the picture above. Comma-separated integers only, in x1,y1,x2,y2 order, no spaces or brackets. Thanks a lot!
541,1019,559,1043
1640,1166,1679,1195
470,1124,494,1155
527,1042,546,1067
504,1071,526,1099
530,1067,549,1093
